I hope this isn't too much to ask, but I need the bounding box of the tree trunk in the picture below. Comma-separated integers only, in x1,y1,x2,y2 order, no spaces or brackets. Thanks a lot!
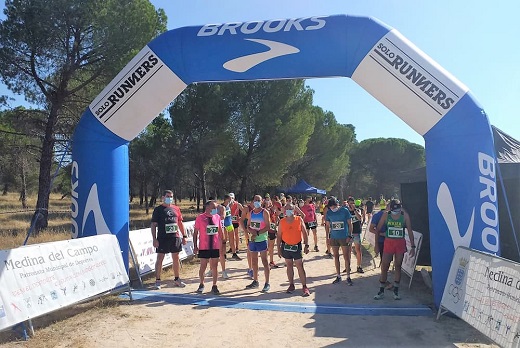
2,183,8,195
144,183,149,215
19,158,27,209
196,187,201,212
32,106,59,232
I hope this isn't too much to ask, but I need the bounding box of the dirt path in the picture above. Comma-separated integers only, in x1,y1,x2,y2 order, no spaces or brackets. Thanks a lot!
1,225,497,347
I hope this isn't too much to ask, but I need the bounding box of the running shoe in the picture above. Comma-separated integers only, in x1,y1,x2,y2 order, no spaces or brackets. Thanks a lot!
325,250,331,255
173,279,186,288
286,283,296,293
269,261,279,269
357,266,364,274
346,277,353,286
246,280,259,289
374,290,385,300
205,270,212,277
154,280,161,290
196,284,204,294
327,253,333,259
227,248,233,253
231,253,242,261
261,283,270,293
302,287,311,297
247,269,254,279
332,276,342,284
211,285,220,295
221,271,230,279
314,245,319,252
393,289,401,300
342,268,351,274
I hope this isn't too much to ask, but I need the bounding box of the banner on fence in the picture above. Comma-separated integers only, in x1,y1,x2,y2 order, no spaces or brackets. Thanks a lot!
0,235,129,331
128,221,195,277
439,247,520,348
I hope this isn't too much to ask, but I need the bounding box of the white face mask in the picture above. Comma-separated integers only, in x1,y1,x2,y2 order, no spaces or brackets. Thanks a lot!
285,209,294,217
298,202,304,207
164,197,173,204
253,201,262,209
391,209,402,214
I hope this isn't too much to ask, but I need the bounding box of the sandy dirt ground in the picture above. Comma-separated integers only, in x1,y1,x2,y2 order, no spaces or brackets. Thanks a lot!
1,224,498,348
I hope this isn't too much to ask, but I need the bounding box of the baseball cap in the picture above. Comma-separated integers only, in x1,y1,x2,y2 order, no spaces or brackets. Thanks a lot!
327,198,339,207
229,193,235,198
355,199,361,207
264,193,270,198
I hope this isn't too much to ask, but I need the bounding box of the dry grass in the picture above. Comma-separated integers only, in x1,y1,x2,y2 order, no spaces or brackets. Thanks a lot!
0,193,200,250
0,193,204,345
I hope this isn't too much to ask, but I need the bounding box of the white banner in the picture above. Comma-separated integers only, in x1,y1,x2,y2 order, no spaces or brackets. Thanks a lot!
0,235,128,331
402,230,423,288
129,221,195,277
440,247,520,348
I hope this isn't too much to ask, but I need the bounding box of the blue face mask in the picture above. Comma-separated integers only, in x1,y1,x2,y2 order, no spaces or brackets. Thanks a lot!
285,209,294,217
210,208,218,215
253,201,262,209
164,197,173,204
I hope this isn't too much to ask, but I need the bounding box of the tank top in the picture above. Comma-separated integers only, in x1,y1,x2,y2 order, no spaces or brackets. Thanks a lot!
301,203,316,223
386,212,405,239
195,213,220,250
279,216,303,245
223,204,232,227
249,209,268,242
230,201,241,223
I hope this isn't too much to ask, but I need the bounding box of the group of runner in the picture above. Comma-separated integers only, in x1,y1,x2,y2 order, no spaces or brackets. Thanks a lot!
151,190,415,300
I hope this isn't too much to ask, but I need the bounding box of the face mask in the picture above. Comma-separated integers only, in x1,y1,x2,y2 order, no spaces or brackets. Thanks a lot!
210,208,218,215
253,201,262,209
330,207,339,212
391,209,402,214
285,209,294,217
164,197,173,204
298,203,304,207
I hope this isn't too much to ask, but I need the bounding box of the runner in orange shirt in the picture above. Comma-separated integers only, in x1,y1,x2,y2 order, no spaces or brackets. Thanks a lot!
277,202,310,296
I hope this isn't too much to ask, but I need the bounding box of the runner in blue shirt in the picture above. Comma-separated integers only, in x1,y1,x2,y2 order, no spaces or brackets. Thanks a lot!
325,198,354,285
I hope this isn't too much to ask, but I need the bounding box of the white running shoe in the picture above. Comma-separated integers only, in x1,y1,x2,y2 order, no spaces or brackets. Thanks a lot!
173,279,186,288
205,270,212,277
221,271,230,279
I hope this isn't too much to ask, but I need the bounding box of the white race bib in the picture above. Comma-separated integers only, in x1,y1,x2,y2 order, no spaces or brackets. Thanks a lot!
206,225,218,235
165,223,179,234
331,221,344,231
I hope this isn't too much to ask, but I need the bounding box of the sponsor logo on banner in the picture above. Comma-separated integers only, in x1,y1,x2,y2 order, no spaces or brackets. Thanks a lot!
440,247,520,347
90,51,160,122
197,16,327,36
0,235,128,331
71,161,110,238
370,38,459,113
436,152,499,254
223,39,300,73
352,30,468,136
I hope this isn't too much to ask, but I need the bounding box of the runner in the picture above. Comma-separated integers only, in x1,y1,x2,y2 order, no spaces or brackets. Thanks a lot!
150,190,188,290
245,195,271,293
277,202,311,297
347,197,364,273
322,200,332,258
240,199,254,278
374,199,415,300
193,200,225,295
365,197,375,223
325,197,354,285
301,196,319,252
205,196,229,280
265,198,280,269
229,193,243,261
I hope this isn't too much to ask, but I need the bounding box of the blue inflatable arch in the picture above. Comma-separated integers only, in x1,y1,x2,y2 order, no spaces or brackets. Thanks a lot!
72,15,500,307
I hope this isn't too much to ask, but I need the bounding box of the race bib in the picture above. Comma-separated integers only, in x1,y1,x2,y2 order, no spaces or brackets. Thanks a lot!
308,221,317,228
225,210,231,217
165,223,179,234
270,223,277,231
250,221,261,230
206,225,218,235
232,215,238,222
331,221,344,231
283,244,299,252
387,227,404,238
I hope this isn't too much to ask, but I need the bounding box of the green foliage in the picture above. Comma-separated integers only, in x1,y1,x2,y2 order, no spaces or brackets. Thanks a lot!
286,106,356,191
346,138,425,198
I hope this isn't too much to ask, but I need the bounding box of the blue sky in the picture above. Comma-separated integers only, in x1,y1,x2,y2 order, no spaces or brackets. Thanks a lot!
2,1,519,146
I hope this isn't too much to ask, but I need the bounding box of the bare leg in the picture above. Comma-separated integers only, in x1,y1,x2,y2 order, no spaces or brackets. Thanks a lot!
155,253,165,280
260,250,270,283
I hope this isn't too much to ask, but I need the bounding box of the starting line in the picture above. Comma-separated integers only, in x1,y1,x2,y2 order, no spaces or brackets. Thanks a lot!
125,290,433,317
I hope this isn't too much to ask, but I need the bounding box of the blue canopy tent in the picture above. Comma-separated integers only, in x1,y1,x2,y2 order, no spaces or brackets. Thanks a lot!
284,180,326,195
